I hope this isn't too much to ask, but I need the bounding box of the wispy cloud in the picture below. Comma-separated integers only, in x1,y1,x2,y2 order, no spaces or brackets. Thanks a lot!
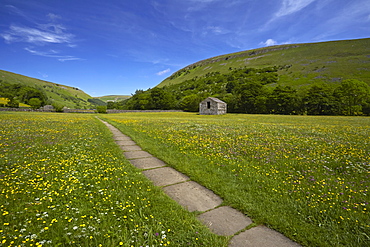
190,0,220,2
275,0,317,17
38,71,49,78
156,68,171,76
47,13,62,21
58,57,82,62
206,26,230,35
1,9,80,62
311,0,370,41
5,5,35,23
25,47,82,62
1,24,74,45
1,7,73,45
260,0,317,33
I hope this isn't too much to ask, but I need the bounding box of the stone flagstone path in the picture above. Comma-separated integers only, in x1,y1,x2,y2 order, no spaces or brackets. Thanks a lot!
99,119,301,247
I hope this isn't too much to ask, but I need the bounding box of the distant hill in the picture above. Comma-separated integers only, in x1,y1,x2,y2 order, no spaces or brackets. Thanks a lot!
158,38,370,89
0,70,93,108
123,38,370,115
94,95,131,102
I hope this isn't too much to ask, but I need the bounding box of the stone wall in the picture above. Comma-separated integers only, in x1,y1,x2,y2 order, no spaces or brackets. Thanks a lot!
107,110,183,113
199,98,227,115
0,108,55,112
0,108,183,114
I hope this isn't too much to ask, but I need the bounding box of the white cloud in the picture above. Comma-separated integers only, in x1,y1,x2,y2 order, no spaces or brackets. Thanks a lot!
47,13,61,21
5,5,34,22
259,39,292,47
312,0,370,41
38,72,49,78
58,57,82,62
190,0,219,2
207,26,230,35
156,68,171,76
1,24,74,45
261,0,317,28
276,0,317,17
1,12,81,62
260,39,278,46
25,47,82,62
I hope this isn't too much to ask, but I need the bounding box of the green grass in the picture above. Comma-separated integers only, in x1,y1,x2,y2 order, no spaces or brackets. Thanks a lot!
158,38,370,89
102,112,370,247
0,112,227,247
94,95,131,102
0,70,92,108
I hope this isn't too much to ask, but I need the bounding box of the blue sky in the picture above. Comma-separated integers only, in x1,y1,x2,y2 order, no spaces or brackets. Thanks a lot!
1,0,369,96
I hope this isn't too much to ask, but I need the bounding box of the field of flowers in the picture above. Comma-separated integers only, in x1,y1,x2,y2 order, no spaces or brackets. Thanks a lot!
0,112,227,247
103,112,370,247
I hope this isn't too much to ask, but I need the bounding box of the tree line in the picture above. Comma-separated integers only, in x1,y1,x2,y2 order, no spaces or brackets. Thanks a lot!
0,80,48,109
110,66,370,116
0,80,106,110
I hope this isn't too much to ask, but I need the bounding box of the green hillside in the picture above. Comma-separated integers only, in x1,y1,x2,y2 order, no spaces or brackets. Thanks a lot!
159,38,370,89
0,70,92,108
95,95,131,102
122,38,370,115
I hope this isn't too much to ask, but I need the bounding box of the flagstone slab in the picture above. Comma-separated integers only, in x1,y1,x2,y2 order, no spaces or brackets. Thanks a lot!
163,181,222,212
142,167,189,187
129,157,167,169
197,206,252,236
113,136,132,141
108,129,122,135
124,151,153,159
229,225,301,247
116,140,137,146
112,134,130,139
119,145,142,151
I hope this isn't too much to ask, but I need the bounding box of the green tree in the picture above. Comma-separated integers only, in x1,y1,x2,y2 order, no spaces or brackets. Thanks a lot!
222,93,240,113
178,94,202,112
235,81,268,113
19,87,47,106
149,87,175,110
362,100,370,115
28,98,42,109
124,90,150,110
96,105,107,113
303,84,334,115
107,101,116,109
6,96,19,108
268,86,300,114
52,102,65,112
334,79,370,115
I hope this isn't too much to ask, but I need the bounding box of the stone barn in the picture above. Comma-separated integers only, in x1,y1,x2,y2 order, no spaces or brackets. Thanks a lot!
199,97,227,115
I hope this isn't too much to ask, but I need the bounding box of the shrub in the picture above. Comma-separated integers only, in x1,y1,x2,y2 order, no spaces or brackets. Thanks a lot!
52,102,65,112
96,105,107,113
28,98,42,109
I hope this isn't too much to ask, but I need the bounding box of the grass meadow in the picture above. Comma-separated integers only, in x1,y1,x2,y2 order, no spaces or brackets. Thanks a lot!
101,112,370,247
0,112,227,247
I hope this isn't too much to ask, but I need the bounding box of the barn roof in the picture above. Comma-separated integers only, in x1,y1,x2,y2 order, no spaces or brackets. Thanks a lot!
202,97,226,104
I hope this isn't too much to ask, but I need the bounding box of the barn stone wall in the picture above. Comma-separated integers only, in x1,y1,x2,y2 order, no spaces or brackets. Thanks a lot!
199,98,227,115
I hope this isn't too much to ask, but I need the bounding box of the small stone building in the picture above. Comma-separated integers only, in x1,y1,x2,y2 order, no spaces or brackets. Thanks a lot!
199,97,227,115
41,105,54,111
